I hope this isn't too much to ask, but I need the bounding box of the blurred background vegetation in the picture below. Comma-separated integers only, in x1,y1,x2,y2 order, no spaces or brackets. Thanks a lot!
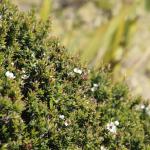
14,0,150,99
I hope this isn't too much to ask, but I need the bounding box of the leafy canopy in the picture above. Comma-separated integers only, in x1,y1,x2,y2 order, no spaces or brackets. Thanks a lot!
0,1,150,149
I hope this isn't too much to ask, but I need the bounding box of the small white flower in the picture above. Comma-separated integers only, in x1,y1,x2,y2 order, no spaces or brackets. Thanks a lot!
140,104,145,110
73,68,79,73
77,69,82,74
101,146,107,150
114,120,119,126
5,71,15,79
91,87,96,92
64,121,69,126
59,115,65,120
73,68,82,74
91,83,99,92
106,122,117,133
135,104,146,111
93,83,99,87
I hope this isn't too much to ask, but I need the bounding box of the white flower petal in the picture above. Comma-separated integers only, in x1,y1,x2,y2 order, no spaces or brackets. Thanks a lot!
140,104,145,110
77,69,82,74
114,120,119,126
64,121,69,126
106,122,117,133
91,87,96,92
73,68,82,74
73,68,78,73
59,115,65,120
101,146,107,150
93,83,99,87
5,71,15,79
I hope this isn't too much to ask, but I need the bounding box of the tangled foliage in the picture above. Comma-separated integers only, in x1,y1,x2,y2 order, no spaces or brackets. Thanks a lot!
0,1,150,149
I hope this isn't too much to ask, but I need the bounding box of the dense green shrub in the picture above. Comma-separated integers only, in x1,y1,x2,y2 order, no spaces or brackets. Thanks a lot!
0,1,150,149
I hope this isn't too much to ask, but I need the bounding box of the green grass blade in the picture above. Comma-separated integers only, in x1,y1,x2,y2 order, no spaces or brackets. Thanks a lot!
40,0,52,21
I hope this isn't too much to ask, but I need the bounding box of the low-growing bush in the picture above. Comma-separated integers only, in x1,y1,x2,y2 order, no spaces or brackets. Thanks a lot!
0,1,150,149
